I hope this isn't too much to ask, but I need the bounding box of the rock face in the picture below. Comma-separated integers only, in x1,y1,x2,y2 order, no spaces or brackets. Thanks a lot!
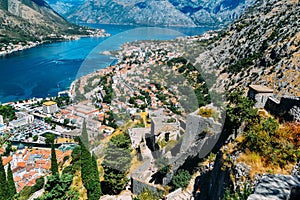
248,174,300,200
53,0,256,27
0,0,84,43
45,0,84,16
192,0,300,97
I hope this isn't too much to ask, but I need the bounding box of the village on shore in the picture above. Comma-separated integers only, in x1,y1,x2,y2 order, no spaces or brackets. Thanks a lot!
2,30,298,199
0,28,110,56
0,31,219,198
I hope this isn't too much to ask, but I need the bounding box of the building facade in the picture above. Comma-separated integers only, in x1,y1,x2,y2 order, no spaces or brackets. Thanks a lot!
248,85,274,108
43,101,58,114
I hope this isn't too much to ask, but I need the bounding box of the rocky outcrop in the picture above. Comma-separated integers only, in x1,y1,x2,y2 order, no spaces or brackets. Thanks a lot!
45,0,84,16
62,0,256,27
248,174,300,200
292,162,300,177
192,0,300,96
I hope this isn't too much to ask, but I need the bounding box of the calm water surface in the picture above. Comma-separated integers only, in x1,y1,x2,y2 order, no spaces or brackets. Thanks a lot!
0,24,213,103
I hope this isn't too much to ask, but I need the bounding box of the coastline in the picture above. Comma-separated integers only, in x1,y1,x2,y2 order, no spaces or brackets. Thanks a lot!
0,30,110,57
0,41,41,57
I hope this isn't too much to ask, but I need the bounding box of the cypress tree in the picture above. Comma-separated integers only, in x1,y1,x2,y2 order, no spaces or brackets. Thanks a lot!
91,153,100,181
80,141,92,199
7,163,16,197
81,120,89,150
80,120,91,188
80,121,101,200
0,156,8,199
91,153,101,199
50,142,58,175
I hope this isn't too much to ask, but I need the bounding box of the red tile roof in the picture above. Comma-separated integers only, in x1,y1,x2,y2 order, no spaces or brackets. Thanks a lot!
17,162,26,168
2,156,12,166
14,176,22,182
18,181,26,188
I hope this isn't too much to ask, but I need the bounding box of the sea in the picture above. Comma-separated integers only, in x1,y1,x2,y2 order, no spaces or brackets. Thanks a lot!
0,24,214,103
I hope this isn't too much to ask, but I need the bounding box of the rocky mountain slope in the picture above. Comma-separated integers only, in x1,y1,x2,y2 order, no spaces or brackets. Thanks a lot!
191,0,300,97
45,0,84,16
62,0,256,27
0,0,91,44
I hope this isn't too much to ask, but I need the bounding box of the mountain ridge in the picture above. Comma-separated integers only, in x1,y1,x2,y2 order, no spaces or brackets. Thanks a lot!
46,0,256,27
0,0,98,46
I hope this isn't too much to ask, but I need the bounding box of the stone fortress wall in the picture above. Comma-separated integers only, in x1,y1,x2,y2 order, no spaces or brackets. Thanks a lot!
265,96,300,121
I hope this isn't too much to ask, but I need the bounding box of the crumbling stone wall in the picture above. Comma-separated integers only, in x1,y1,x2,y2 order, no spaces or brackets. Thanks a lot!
163,110,223,185
265,96,300,121
131,177,162,195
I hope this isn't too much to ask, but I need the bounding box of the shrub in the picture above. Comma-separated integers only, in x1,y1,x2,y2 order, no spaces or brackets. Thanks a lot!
243,118,300,168
171,169,191,189
133,188,162,200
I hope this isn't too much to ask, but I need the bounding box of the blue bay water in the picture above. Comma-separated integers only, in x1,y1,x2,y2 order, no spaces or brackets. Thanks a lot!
0,24,213,103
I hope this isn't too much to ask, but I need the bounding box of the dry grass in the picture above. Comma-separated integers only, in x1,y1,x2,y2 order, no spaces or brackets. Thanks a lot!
140,112,151,128
237,150,295,179
71,170,88,200
129,150,143,172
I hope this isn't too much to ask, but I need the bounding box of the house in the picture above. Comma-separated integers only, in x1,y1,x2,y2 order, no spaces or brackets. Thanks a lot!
248,85,274,108
43,101,58,114
9,113,34,128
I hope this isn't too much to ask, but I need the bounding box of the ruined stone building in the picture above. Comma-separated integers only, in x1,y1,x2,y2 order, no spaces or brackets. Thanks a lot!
248,85,300,121
247,84,274,108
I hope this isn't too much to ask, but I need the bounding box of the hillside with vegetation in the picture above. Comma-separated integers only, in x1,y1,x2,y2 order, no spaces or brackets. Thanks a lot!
0,0,99,47
190,0,300,97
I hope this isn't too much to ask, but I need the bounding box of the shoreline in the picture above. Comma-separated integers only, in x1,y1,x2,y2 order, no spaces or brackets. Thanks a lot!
0,31,110,57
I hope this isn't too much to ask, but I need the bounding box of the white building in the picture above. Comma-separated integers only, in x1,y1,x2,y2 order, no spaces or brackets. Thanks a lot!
0,114,3,124
10,114,34,128
43,101,58,114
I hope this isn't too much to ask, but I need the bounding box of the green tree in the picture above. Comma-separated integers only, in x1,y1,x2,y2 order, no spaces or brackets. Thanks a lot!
80,141,92,197
51,142,59,175
36,174,78,200
91,153,100,185
3,141,12,156
80,122,101,200
0,156,8,199
171,169,191,189
7,163,16,196
226,89,257,136
80,120,89,149
90,153,101,200
63,118,70,125
45,133,55,145
102,134,132,194
0,105,16,123
44,117,52,124
71,145,81,171
33,135,39,142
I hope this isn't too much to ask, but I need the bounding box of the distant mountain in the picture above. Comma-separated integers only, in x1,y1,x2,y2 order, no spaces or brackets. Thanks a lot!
47,0,256,27
45,0,85,16
0,0,91,44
